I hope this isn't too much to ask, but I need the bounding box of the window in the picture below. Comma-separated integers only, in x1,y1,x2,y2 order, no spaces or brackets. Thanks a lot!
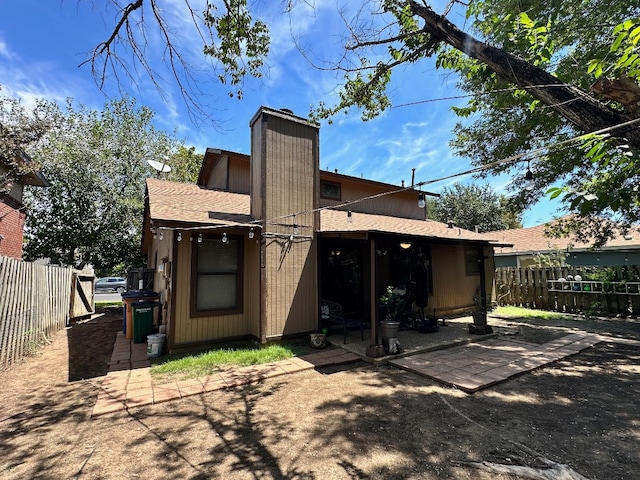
191,235,243,316
320,180,341,200
465,247,481,275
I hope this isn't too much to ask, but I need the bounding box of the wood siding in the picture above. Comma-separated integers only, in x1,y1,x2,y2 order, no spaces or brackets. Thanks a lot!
250,122,263,219
170,230,260,346
148,231,174,327
252,109,319,340
228,157,250,194
319,174,425,220
429,244,494,316
206,156,228,189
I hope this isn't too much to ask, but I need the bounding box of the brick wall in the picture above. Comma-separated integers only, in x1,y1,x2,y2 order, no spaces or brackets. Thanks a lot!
0,199,26,259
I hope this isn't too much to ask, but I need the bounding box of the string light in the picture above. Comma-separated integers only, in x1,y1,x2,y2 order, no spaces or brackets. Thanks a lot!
198,233,203,243
146,118,640,239
248,228,255,239
222,232,228,243
525,160,535,191
177,232,182,242
417,192,426,208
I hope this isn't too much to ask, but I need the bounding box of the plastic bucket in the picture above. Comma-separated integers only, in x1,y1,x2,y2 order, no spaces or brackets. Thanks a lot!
147,333,166,358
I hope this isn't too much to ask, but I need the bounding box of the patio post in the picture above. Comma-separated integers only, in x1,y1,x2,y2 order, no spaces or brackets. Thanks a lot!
366,237,384,357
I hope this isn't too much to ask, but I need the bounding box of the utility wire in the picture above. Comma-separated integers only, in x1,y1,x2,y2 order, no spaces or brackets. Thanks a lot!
155,116,640,233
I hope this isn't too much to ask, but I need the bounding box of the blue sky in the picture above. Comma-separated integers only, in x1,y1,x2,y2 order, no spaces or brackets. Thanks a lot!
0,0,560,227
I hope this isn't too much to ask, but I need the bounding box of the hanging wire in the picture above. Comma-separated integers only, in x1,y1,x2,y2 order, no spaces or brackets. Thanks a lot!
150,117,640,235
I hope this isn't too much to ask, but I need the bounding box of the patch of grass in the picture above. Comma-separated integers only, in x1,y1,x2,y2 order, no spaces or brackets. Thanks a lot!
151,343,310,380
95,301,123,308
493,306,572,321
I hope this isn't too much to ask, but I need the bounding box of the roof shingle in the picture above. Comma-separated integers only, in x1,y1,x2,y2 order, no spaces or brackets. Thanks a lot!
147,178,507,244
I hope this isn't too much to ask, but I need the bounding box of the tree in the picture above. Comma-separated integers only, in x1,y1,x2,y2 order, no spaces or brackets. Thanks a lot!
23,97,197,273
0,89,53,193
311,1,639,243
86,1,640,241
82,0,269,127
426,183,522,232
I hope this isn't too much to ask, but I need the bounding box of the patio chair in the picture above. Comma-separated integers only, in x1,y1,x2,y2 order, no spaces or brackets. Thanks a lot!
320,299,364,344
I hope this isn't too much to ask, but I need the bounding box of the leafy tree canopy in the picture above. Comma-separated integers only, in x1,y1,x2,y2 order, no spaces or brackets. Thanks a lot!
426,183,523,232
0,88,53,193
85,1,640,243
21,96,200,274
309,0,640,243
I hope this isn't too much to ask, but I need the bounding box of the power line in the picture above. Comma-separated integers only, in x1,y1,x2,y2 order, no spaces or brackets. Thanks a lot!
391,83,571,109
155,116,640,234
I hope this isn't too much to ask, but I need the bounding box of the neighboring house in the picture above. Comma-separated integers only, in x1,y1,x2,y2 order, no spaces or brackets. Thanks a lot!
492,219,640,268
0,152,48,259
142,106,506,353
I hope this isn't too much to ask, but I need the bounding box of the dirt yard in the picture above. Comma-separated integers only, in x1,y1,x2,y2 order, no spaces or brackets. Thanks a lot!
1,308,639,479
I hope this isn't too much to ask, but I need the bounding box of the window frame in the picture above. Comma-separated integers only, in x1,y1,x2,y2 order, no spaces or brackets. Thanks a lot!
465,247,481,276
320,180,341,200
190,234,244,317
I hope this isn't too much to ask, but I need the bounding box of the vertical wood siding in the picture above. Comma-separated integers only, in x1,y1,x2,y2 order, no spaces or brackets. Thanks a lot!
319,175,424,220
172,231,260,345
205,156,228,189
428,244,494,315
228,157,250,194
259,112,319,339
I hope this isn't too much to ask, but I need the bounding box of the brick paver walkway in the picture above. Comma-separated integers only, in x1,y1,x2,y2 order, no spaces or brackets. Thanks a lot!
93,330,631,416
92,332,361,417
390,332,603,393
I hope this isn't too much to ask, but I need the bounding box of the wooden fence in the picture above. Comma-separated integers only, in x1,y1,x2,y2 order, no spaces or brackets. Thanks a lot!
495,265,640,316
0,256,95,370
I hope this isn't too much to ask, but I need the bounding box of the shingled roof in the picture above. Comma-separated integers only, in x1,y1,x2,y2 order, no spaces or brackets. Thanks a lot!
146,178,253,227
146,178,507,245
320,209,504,243
492,219,640,256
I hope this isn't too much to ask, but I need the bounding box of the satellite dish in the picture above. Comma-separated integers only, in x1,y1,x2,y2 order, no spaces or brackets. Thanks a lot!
147,159,171,173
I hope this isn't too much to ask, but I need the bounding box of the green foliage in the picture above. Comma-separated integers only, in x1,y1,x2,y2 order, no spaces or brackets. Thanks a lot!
446,0,640,241
202,0,270,99
309,0,639,243
165,145,201,184
150,344,299,379
379,285,404,321
428,183,523,232
494,305,572,321
532,246,569,267
588,18,640,80
0,89,53,192
22,97,195,270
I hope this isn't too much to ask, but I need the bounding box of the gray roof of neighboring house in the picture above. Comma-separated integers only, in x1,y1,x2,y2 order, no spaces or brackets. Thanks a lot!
491,219,640,256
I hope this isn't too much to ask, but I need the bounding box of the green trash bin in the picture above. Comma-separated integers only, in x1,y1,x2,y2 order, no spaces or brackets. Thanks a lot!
132,303,157,343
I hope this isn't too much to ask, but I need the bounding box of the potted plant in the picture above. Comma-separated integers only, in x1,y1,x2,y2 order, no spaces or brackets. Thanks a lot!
379,286,403,338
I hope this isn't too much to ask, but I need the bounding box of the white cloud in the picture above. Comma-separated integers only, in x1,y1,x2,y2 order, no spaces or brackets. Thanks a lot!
0,38,15,59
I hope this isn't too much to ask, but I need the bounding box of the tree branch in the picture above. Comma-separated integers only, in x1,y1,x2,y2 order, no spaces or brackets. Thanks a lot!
407,0,640,149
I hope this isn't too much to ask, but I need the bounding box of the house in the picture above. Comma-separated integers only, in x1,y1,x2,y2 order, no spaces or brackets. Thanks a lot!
142,106,506,354
492,219,640,268
0,152,48,259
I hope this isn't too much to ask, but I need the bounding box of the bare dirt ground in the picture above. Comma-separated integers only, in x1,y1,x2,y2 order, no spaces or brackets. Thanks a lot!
1,308,639,479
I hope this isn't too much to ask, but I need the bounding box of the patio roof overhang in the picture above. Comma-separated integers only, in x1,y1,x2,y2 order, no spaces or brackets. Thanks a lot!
318,209,511,246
